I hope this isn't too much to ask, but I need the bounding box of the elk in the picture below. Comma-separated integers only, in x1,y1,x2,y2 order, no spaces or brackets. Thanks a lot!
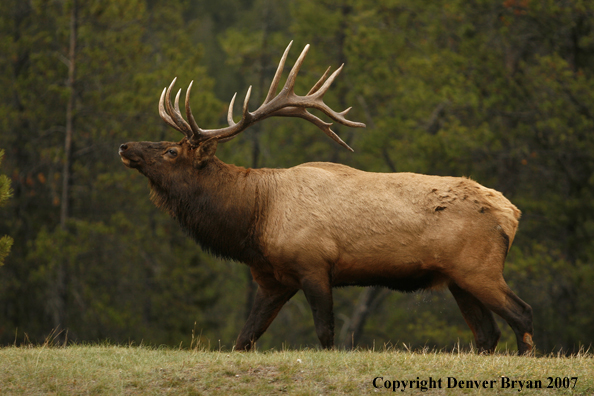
119,42,533,354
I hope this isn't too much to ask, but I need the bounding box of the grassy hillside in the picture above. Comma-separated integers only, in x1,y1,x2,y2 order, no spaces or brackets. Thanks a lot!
0,345,591,395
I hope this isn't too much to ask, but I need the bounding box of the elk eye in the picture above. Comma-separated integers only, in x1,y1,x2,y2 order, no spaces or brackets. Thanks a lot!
167,149,178,157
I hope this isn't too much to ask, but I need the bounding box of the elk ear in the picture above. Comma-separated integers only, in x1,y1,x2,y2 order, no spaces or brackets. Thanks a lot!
194,138,218,168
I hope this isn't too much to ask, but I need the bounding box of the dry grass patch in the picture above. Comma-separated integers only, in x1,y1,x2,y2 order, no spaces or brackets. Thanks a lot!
0,345,592,395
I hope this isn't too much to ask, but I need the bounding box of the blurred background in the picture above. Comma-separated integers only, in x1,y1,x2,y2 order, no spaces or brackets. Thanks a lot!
0,0,593,353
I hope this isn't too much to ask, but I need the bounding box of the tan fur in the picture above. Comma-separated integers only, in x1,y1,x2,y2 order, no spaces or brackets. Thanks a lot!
120,138,533,354
258,162,520,290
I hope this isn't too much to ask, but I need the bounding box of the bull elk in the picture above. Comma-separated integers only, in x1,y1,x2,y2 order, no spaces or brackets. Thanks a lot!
119,42,533,354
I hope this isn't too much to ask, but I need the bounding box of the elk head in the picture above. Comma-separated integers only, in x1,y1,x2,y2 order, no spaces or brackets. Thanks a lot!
119,41,365,189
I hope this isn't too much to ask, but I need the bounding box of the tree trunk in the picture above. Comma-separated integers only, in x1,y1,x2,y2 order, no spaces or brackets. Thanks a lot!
52,0,77,338
60,0,77,229
243,1,273,321
339,287,389,349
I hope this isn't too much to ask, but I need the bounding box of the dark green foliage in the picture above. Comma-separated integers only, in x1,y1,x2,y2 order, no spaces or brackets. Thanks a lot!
0,0,593,352
0,150,12,266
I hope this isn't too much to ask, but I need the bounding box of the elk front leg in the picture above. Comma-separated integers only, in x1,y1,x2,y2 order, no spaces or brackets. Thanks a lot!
235,286,297,351
301,277,335,349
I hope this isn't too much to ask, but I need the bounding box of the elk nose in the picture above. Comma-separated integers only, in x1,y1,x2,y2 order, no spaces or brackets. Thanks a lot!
119,143,128,152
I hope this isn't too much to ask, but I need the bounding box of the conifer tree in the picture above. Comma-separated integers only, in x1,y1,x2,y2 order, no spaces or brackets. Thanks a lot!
0,150,12,266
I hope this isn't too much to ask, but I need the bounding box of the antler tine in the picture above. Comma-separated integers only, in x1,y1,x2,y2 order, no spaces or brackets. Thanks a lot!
226,88,251,127
174,89,184,120
307,66,332,96
163,78,193,137
339,107,352,117
227,93,237,126
264,41,293,104
185,80,202,138
173,88,193,135
164,79,180,129
301,64,366,129
211,88,251,144
283,108,354,152
281,43,309,96
312,64,344,99
242,86,252,120
159,87,182,132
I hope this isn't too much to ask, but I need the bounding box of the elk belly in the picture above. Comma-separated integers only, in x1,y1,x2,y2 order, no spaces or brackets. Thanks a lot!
332,255,450,292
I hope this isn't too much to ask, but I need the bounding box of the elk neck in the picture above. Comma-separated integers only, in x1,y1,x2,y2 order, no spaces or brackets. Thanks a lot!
148,156,270,264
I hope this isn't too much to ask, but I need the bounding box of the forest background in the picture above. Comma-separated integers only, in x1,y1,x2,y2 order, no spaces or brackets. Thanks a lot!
0,0,593,353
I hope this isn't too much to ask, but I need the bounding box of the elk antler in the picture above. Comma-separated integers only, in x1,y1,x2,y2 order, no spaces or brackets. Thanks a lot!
158,41,366,151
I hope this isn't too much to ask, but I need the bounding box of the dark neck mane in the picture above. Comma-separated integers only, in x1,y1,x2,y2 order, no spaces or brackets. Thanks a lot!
149,158,268,264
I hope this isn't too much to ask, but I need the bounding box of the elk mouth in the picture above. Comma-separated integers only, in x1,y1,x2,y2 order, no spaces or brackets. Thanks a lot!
120,155,141,169
119,144,142,169
120,156,136,168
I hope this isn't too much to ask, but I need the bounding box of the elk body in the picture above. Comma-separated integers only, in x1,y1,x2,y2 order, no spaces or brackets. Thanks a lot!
119,42,534,354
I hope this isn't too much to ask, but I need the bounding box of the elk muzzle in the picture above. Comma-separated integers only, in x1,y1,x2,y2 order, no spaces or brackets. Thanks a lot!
119,143,142,168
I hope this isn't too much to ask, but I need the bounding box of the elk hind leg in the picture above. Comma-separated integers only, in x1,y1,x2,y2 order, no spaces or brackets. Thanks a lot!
235,286,297,351
455,275,533,355
301,277,334,349
449,282,501,353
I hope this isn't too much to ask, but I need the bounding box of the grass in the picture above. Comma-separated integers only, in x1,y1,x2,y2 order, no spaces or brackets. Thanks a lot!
0,343,592,395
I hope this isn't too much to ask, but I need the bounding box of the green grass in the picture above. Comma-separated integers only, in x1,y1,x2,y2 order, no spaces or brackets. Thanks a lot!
0,344,592,395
